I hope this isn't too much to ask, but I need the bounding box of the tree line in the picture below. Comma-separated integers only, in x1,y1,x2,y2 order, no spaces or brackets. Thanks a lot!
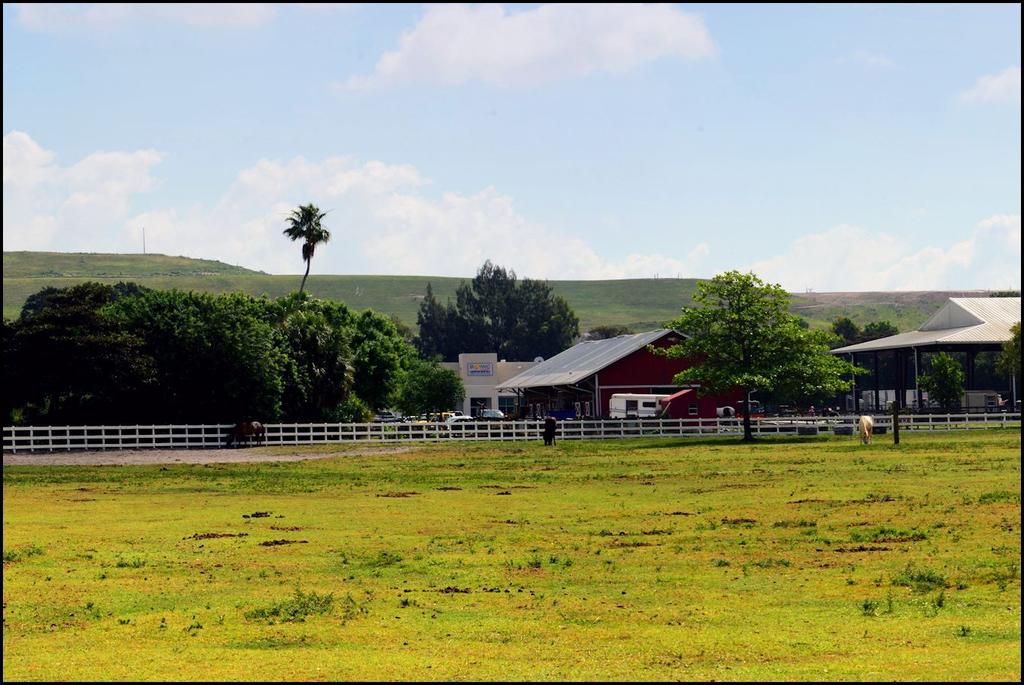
830,317,899,348
2,283,463,425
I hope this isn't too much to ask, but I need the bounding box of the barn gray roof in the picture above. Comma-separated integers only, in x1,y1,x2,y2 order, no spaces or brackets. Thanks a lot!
497,329,683,390
831,297,1021,354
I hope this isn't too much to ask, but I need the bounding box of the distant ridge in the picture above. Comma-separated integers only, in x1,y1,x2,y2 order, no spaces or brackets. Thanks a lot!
3,251,266,278
2,251,1000,331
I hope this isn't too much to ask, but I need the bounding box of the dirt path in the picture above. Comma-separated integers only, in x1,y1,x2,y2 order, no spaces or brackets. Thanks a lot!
2,445,415,466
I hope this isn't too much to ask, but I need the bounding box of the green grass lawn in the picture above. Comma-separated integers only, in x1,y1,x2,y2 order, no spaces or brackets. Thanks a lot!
3,431,1020,681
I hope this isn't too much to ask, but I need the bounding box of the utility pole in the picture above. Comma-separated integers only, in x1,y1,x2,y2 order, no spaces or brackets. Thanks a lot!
142,227,146,254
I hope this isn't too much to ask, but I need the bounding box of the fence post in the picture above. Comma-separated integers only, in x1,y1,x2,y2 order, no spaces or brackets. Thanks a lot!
892,403,900,445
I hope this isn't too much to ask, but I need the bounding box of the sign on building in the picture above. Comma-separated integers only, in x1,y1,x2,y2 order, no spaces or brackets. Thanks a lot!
466,362,494,377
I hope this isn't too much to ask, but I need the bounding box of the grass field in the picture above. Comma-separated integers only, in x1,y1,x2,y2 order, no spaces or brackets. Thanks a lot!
3,251,966,331
3,431,1020,681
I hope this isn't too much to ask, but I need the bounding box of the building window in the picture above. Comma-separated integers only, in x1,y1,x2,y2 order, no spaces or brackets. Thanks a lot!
498,396,517,415
688,404,698,416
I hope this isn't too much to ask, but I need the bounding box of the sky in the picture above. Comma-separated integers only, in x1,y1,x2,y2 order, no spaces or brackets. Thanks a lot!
2,3,1021,291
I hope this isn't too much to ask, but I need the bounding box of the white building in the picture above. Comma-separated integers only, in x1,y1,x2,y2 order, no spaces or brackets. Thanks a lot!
831,297,1021,411
441,353,538,417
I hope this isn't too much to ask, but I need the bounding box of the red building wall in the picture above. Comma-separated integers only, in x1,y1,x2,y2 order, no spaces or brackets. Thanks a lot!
595,335,742,419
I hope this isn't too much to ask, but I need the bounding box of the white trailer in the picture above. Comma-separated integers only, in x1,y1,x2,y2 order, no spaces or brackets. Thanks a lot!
608,393,671,419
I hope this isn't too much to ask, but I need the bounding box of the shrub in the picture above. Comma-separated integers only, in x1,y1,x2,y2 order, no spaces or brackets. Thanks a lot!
366,550,403,568
244,588,335,623
2,545,44,563
891,563,948,593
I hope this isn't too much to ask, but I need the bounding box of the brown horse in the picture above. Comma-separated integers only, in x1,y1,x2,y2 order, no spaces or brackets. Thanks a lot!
226,421,265,447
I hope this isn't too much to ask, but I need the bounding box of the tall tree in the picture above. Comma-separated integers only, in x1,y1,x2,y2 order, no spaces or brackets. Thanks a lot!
831,317,861,347
4,283,156,424
351,309,417,411
831,317,898,347
919,352,965,412
415,261,579,361
272,293,355,421
415,283,457,360
997,321,1021,379
660,271,861,441
109,290,289,422
861,321,898,342
390,357,465,417
283,203,331,295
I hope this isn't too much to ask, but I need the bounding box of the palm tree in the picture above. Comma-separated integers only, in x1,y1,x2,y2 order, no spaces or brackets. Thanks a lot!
283,203,331,295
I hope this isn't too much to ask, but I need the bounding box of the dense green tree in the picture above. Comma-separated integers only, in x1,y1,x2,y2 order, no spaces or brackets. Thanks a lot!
6,283,430,425
583,325,635,341
271,294,415,417
272,293,355,421
5,283,157,424
332,395,372,423
350,309,417,411
861,321,898,341
415,283,457,360
1,318,14,423
831,317,898,347
919,352,965,412
388,314,417,345
108,290,289,422
997,322,1021,379
283,203,331,295
511,277,579,360
20,282,150,318
661,271,861,441
415,261,579,361
831,317,861,347
391,357,465,417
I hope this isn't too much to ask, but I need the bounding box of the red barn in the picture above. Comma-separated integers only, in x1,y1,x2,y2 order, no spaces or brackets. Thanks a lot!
497,329,742,419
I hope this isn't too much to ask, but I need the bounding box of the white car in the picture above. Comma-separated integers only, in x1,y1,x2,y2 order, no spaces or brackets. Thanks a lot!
444,415,477,431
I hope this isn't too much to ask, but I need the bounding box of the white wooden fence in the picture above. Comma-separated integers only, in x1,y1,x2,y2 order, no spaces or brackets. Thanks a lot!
3,413,1019,453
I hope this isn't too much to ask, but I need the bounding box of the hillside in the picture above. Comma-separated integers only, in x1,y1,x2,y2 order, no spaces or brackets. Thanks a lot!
2,252,265,279
2,251,985,332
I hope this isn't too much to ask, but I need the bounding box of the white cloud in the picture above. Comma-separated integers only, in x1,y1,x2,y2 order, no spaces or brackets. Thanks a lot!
2,132,709,280
747,217,1022,292
3,131,58,187
960,66,1021,105
13,3,278,32
3,132,162,252
346,3,716,89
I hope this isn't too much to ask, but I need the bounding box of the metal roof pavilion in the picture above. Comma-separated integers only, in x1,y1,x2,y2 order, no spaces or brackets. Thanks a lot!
497,329,681,390
831,298,1020,354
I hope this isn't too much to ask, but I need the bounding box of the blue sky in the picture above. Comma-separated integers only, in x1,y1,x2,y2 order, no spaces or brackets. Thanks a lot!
3,3,1020,291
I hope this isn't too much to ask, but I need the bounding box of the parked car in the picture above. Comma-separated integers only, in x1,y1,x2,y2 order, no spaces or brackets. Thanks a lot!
476,409,506,421
372,411,401,423
443,415,477,432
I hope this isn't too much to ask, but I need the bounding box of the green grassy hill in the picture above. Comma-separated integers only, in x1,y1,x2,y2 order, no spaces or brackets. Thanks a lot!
3,251,981,332
3,251,265,279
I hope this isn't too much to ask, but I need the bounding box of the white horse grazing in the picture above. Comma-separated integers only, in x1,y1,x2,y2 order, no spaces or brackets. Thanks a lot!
857,415,874,445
